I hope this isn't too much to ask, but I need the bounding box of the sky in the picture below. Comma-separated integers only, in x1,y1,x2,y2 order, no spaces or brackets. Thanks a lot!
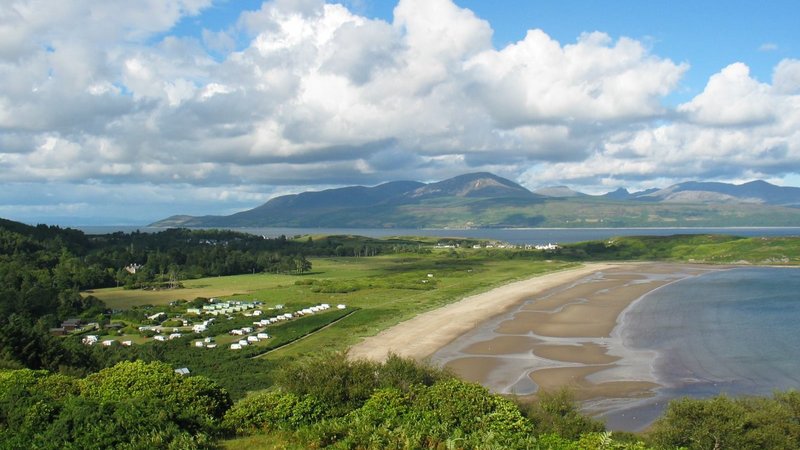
1,0,799,226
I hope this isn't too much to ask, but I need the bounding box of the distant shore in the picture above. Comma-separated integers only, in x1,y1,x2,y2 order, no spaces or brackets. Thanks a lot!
349,262,722,409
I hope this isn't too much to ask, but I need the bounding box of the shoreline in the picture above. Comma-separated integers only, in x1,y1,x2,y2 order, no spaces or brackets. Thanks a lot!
348,262,725,429
346,263,618,362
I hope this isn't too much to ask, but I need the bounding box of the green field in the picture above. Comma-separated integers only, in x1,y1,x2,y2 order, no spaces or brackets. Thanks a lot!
88,272,303,309
89,252,576,358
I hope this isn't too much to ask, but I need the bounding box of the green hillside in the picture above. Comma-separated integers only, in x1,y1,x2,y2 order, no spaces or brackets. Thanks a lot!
151,173,800,228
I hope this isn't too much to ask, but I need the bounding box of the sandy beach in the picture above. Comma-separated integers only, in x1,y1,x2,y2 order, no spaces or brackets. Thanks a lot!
347,263,616,361
348,262,723,406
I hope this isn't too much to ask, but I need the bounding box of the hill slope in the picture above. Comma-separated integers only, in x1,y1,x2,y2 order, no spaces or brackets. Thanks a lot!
151,175,800,228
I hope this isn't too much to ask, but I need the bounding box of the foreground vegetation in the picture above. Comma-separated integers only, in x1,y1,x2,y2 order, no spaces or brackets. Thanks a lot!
4,354,799,449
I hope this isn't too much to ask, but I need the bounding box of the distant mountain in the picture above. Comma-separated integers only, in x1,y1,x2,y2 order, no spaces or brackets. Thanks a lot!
533,186,587,198
407,172,534,199
152,173,546,228
632,180,800,206
151,175,800,229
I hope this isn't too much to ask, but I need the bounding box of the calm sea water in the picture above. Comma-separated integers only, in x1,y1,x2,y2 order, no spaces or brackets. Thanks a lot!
77,226,800,245
600,267,800,430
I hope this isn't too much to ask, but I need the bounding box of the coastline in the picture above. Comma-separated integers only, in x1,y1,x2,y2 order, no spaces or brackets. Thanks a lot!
349,262,727,429
346,263,618,362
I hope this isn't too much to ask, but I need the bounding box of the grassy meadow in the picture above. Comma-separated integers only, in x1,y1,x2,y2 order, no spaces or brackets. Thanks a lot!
89,251,576,358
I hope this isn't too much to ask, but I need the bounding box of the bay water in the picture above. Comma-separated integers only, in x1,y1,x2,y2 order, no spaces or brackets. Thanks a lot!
599,267,800,430
78,226,800,245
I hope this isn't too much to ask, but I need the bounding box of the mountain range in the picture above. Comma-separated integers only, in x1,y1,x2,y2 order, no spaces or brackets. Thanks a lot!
151,173,800,228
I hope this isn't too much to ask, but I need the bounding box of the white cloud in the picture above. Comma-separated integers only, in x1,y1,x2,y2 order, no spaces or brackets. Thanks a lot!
759,42,778,52
678,63,775,126
773,59,800,95
524,60,800,188
1,0,799,223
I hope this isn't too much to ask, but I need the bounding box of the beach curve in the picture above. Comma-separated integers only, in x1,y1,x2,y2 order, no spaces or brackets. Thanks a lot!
346,263,617,362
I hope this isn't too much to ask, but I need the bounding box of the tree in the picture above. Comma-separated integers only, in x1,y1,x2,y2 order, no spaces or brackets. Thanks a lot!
80,360,232,432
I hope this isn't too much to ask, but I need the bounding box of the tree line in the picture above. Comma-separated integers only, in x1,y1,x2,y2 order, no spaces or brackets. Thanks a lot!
0,218,434,375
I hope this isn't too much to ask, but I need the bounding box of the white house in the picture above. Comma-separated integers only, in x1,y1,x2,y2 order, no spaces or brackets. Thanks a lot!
124,263,142,274
238,340,249,346
148,312,167,321
82,335,98,345
192,324,207,333
194,341,204,348
247,335,259,343
337,304,347,309
154,335,166,341
230,343,241,350
121,340,133,346
102,340,114,346
169,333,182,340
257,333,269,339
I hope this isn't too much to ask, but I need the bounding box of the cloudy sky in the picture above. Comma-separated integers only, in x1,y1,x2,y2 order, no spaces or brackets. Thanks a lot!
2,0,799,225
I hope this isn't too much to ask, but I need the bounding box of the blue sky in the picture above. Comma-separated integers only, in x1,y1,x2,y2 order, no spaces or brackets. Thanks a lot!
171,0,798,101
1,0,799,225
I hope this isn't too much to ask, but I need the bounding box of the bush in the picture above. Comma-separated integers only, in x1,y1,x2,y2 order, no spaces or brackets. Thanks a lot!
0,366,221,449
80,360,232,433
407,379,534,445
648,393,800,450
298,378,541,449
222,390,322,434
522,388,605,439
276,353,451,418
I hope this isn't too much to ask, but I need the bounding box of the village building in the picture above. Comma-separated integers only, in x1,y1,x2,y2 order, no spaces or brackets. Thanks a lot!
147,312,166,321
61,318,82,331
124,263,142,274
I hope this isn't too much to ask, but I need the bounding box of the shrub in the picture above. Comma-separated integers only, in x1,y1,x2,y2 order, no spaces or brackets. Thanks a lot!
522,388,604,439
80,360,232,433
222,390,323,434
648,393,800,450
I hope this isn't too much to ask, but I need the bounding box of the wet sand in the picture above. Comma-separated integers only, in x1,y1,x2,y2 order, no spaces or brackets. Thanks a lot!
347,263,616,362
349,262,725,419
431,263,721,405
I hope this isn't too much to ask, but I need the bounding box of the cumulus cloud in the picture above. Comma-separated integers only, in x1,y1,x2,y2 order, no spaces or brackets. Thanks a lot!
523,60,800,190
1,0,799,223
678,63,775,126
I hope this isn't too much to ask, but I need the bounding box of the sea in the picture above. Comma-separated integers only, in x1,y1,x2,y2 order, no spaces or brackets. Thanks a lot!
597,266,800,430
77,226,800,245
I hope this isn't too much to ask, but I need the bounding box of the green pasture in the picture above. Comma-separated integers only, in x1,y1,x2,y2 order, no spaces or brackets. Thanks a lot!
87,272,303,309
88,252,577,358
